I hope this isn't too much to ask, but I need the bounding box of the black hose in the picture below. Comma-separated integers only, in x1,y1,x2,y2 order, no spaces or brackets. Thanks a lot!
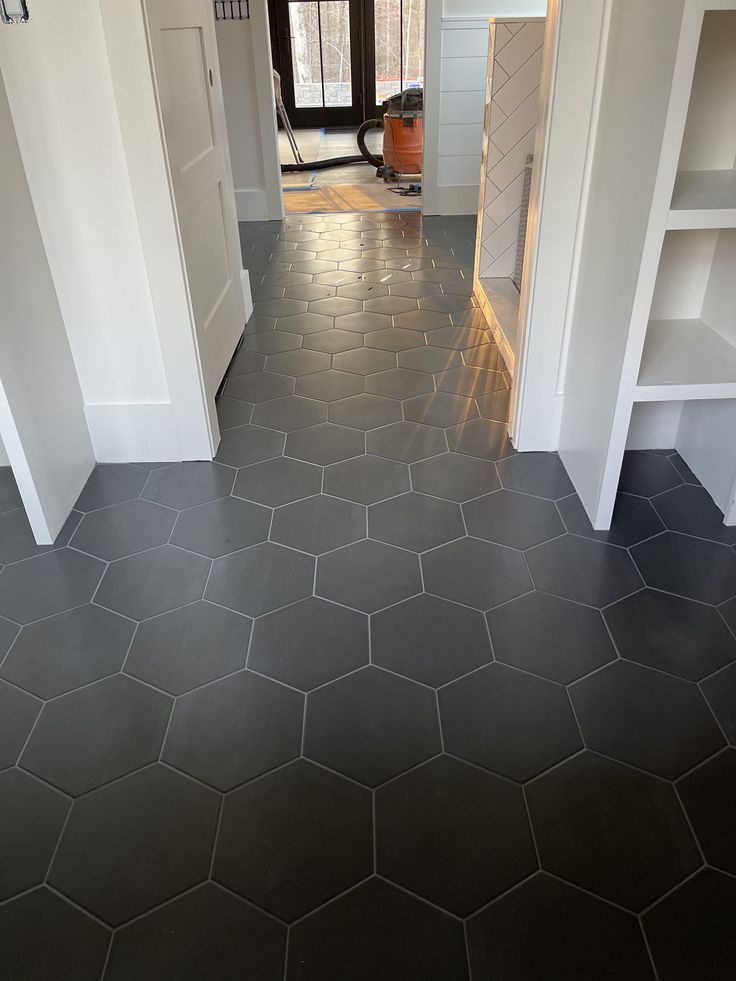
357,118,384,168
280,154,366,173
279,118,385,173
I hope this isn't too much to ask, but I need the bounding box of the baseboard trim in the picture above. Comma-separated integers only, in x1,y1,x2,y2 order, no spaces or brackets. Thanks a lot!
240,268,253,322
84,402,182,462
235,188,269,221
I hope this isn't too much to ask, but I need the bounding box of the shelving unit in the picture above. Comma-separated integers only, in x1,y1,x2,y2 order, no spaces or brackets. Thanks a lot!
558,0,736,529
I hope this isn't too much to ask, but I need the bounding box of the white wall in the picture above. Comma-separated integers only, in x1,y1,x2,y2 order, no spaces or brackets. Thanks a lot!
0,0,173,459
215,6,283,221
424,0,547,215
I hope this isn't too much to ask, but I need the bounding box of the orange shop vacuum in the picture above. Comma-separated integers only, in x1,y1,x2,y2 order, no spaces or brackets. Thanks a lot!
279,87,423,194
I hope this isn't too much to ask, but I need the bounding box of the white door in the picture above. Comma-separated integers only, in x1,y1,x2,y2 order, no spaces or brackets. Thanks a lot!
144,0,245,404
0,69,94,544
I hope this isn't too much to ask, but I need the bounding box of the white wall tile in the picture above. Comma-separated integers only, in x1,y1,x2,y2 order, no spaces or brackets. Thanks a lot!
440,56,487,91
438,123,484,156
493,44,544,115
495,21,546,74
439,89,487,125
438,154,483,186
441,27,489,58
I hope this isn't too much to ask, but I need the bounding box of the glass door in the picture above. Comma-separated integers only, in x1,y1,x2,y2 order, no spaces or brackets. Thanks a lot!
366,0,425,115
275,0,363,127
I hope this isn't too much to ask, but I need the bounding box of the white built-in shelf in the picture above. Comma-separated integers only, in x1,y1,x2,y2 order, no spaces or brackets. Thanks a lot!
476,277,519,375
635,319,736,400
668,170,736,229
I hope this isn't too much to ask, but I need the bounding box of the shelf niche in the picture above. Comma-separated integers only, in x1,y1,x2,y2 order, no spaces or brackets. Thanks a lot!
669,10,736,229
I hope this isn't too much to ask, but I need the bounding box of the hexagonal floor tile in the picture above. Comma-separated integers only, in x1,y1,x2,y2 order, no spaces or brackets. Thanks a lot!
0,889,110,981
570,660,724,778
410,452,499,502
403,392,478,428
333,349,397,376
398,346,463,372
0,549,104,625
377,755,534,916
466,874,655,981
252,395,327,432
233,456,322,507
21,675,171,796
487,591,616,684
619,450,683,497
314,270,362,287
267,349,331,377
365,328,424,352
371,593,491,687
393,310,451,332
323,454,410,504
106,883,286,981
0,467,22,513
497,452,574,500
422,537,532,611
141,461,234,509
286,878,468,981
337,281,388,300
0,769,69,902
316,539,421,614
446,418,515,461
49,765,219,926
171,496,270,558
439,663,582,781
296,369,364,401
366,421,446,463
526,535,643,608
526,752,700,911
302,329,363,355
643,870,736,981
225,370,294,402
701,662,736,744
96,545,210,621
557,492,665,548
162,671,302,791
0,506,80,566
335,312,392,336
464,490,565,550
286,282,336,301
389,280,441,298
428,325,487,350
75,464,147,512
271,494,365,555
363,296,418,316
215,426,285,468
0,605,134,699
214,759,372,921
254,298,309,318
631,533,736,605
329,393,402,431
205,542,314,617
278,313,335,337
369,492,464,552
604,589,736,681
125,601,251,695
308,296,362,317
285,423,364,466
678,749,736,875
249,597,368,691
304,667,441,786
437,366,506,398
364,368,434,400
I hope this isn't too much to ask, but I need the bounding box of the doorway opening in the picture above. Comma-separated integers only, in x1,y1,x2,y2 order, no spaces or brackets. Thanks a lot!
268,0,425,214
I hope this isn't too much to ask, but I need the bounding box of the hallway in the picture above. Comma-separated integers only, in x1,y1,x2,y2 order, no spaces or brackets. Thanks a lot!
0,211,735,979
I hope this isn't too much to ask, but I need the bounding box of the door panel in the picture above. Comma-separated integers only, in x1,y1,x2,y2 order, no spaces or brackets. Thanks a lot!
276,0,362,127
145,0,245,403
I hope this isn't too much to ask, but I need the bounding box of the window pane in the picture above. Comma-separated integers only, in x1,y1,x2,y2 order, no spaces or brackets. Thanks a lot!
374,0,425,105
321,2,352,107
289,2,323,107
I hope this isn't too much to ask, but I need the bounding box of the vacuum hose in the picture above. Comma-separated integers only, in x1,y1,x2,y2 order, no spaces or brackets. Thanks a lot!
280,118,384,173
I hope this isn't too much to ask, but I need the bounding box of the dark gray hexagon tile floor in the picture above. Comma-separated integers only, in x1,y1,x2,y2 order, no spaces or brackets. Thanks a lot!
2,216,735,979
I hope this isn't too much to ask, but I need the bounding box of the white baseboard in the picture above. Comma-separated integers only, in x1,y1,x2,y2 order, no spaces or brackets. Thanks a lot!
423,184,479,216
84,402,182,463
240,268,253,322
235,188,269,221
